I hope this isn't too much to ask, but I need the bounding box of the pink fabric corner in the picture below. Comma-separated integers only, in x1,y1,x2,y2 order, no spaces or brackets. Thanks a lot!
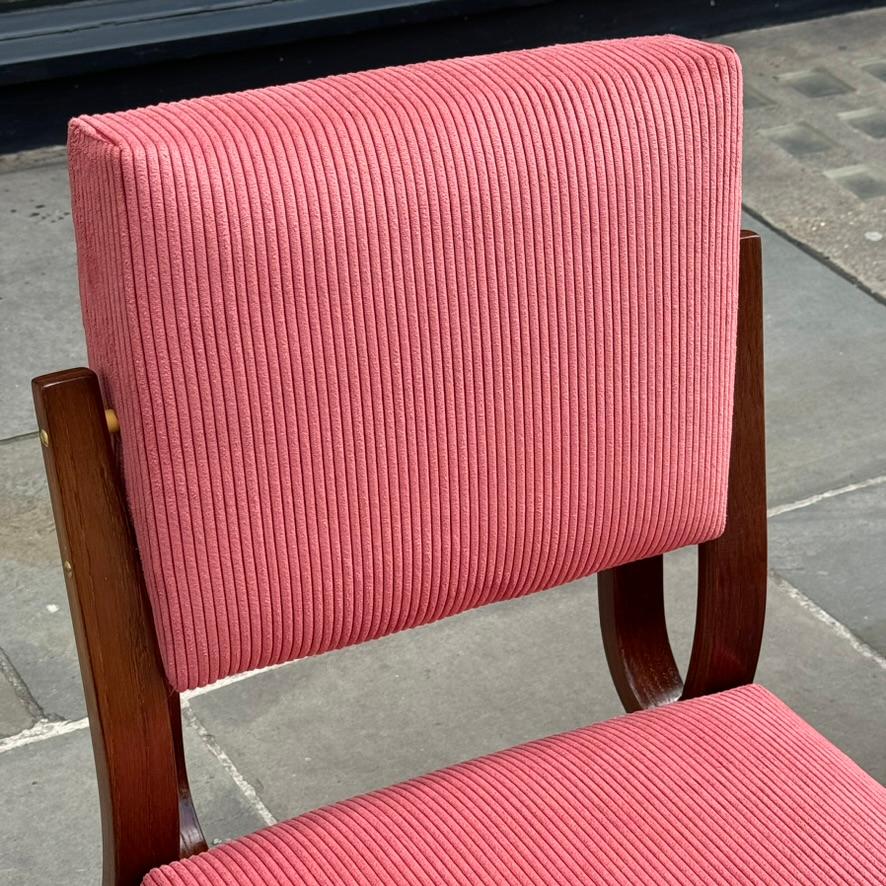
68,35,743,691
142,685,886,884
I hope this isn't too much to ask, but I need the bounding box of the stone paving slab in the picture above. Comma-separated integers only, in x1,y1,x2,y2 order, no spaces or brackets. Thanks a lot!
188,576,623,821
188,552,886,836
0,722,268,886
0,159,83,440
0,729,101,884
721,8,886,295
758,209,886,505
758,584,886,783
0,669,32,739
182,720,270,846
0,435,86,723
770,479,886,654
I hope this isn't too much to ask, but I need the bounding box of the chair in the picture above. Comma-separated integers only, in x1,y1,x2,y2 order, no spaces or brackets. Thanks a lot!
34,35,885,885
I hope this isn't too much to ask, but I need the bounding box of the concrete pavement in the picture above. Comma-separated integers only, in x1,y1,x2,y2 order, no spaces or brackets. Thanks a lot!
1,8,885,884
722,8,886,296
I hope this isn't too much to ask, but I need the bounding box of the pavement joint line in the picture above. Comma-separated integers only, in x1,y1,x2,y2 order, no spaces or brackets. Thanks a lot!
767,474,886,518
0,645,45,722
0,429,39,447
180,698,278,826
184,660,292,699
0,716,88,754
770,572,886,672
741,203,886,309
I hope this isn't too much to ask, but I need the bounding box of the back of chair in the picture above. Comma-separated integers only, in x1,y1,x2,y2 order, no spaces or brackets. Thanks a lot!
67,36,743,692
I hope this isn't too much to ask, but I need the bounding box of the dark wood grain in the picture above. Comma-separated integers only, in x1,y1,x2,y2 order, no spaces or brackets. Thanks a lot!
598,555,681,712
32,367,206,886
684,230,767,697
599,230,767,710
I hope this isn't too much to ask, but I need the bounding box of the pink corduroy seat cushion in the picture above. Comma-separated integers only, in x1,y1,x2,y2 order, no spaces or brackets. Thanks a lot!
68,35,743,691
142,685,886,885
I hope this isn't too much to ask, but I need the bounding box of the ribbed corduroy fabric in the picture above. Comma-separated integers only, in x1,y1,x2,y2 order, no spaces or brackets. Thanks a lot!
142,685,886,885
68,36,743,691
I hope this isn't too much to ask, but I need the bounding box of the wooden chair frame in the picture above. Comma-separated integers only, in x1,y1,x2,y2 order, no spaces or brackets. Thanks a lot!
32,230,765,886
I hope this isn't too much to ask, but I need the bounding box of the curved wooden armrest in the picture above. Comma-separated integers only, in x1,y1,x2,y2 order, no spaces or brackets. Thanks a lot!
599,231,767,711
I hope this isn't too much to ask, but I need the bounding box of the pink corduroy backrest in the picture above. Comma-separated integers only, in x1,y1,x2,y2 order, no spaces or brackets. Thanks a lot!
68,36,743,691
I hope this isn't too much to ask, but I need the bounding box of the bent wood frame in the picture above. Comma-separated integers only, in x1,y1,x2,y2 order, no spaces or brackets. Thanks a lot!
599,230,767,710
32,230,765,886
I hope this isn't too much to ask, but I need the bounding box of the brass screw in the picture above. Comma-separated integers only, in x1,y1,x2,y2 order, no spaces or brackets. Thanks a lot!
40,429,49,447
63,560,73,577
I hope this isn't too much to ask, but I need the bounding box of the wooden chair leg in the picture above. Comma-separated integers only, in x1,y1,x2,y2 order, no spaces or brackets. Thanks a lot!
33,367,206,886
599,231,767,711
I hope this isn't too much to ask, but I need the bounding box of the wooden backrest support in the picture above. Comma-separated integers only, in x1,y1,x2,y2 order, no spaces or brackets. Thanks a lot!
32,38,766,886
